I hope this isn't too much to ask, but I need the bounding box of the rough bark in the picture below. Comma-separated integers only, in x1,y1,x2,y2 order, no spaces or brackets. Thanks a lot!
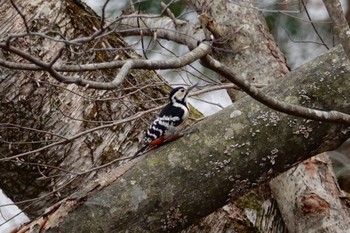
190,0,289,100
2,0,350,231
0,0,171,217
183,184,287,233
270,153,350,233
183,0,290,232
187,1,350,232
22,45,350,232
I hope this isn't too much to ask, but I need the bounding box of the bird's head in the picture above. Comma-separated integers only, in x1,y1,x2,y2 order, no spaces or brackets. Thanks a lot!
169,84,197,104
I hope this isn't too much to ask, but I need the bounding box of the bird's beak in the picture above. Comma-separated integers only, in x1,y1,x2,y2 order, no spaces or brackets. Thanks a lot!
187,83,198,93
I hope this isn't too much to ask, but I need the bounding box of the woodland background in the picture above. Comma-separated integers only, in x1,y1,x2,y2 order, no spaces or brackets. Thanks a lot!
1,0,350,232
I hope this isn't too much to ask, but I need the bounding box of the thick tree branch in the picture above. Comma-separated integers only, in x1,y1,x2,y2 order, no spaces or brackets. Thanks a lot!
86,12,350,124
110,14,350,124
0,14,205,73
200,51,350,125
22,40,350,233
114,14,206,49
0,42,211,89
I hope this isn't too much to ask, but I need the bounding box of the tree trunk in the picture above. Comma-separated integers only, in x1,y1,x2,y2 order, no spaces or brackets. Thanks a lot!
190,0,289,100
0,0,170,217
184,0,290,232
184,1,350,233
23,45,350,232
270,153,350,232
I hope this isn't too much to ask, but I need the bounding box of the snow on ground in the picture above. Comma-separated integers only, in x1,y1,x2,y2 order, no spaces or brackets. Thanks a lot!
0,190,29,233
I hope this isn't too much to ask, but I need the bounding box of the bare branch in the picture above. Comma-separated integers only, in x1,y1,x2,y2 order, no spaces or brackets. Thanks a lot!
160,0,177,16
301,0,329,50
190,83,265,96
0,105,164,162
48,46,65,68
114,14,206,48
9,0,30,35
0,123,68,140
201,54,350,125
322,0,350,60
100,0,110,30
0,42,211,89
282,27,328,46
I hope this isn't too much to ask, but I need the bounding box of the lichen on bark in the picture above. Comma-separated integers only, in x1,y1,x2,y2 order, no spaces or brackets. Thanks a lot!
47,45,350,232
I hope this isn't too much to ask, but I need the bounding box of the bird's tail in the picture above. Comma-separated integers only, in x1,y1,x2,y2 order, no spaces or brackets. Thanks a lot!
129,144,149,160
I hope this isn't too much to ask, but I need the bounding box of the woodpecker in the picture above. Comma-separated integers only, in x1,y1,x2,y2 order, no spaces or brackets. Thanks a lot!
131,84,197,159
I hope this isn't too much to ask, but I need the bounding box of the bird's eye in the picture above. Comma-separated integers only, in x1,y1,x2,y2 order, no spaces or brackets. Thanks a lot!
181,89,185,92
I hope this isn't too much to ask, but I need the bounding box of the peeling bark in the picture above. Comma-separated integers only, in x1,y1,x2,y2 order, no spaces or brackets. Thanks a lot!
270,153,350,233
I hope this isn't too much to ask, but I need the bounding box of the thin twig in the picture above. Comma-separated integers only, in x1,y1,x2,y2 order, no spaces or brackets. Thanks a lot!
100,0,111,30
0,105,164,162
0,123,68,140
282,27,328,46
9,0,30,35
160,0,177,16
301,0,329,50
